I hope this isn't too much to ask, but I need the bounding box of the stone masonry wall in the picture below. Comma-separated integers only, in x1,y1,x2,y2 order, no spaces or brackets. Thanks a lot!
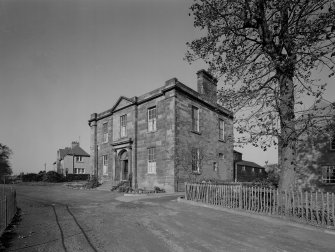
175,90,234,190
136,89,176,192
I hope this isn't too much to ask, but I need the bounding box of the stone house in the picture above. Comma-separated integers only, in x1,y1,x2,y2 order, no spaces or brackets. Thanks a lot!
233,150,267,182
88,70,234,192
296,100,335,192
55,141,90,176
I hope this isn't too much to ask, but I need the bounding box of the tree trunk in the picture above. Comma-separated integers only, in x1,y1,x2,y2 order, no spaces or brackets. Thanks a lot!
278,72,296,192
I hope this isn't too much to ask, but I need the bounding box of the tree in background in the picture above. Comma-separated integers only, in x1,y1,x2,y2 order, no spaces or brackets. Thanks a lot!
0,143,13,179
186,0,335,191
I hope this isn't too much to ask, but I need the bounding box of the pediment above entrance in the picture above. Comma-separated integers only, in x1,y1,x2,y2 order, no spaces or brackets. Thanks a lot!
111,96,134,112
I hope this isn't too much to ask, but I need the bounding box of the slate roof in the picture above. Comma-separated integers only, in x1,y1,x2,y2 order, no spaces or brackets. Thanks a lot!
59,146,90,159
236,160,264,169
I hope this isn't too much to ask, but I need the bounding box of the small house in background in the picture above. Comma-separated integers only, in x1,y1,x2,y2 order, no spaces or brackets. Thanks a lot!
55,141,90,176
233,150,267,182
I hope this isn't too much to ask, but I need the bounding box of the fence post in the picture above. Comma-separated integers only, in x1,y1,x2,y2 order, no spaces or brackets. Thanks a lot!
327,192,330,226
5,196,7,228
239,186,242,210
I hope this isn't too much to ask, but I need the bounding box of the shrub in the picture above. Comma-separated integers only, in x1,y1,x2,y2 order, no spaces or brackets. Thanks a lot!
22,173,40,182
66,174,90,182
154,186,165,193
45,171,65,182
85,176,99,189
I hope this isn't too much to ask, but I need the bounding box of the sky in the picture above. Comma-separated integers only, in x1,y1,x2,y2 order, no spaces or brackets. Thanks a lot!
0,0,334,175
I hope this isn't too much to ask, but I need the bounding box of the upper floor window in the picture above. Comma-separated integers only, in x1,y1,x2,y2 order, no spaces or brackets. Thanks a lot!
322,166,335,184
219,119,225,140
192,106,199,132
75,156,82,162
148,107,157,132
191,148,200,173
120,115,127,137
148,147,156,174
103,122,108,143
219,153,224,160
330,135,335,150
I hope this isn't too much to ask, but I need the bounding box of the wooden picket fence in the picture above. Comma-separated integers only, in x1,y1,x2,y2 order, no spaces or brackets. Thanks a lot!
185,183,335,229
0,188,17,236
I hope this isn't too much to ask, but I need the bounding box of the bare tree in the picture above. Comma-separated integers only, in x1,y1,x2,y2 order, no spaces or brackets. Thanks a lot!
186,0,335,191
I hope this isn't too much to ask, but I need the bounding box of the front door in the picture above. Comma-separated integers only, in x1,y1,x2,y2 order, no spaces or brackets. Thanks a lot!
122,160,128,180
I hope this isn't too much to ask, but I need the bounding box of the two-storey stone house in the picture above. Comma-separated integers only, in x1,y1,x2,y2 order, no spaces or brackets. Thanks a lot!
296,100,335,192
88,70,234,192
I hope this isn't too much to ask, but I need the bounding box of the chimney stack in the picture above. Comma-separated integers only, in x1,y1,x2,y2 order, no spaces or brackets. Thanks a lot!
196,69,218,104
71,141,79,149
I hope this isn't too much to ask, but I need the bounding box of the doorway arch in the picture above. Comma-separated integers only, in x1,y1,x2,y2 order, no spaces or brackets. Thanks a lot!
119,150,129,181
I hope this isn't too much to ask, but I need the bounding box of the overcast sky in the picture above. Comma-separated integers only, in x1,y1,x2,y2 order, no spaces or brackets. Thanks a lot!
1,0,334,175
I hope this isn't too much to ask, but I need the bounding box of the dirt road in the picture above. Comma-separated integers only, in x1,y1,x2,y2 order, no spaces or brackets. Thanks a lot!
2,184,335,252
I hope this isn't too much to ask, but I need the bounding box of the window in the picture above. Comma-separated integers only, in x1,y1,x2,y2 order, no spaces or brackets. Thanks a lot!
213,162,217,172
75,156,82,162
330,135,335,150
219,153,224,160
219,119,225,140
242,166,246,172
192,106,199,132
148,147,156,174
252,168,255,173
322,166,335,184
148,107,157,132
74,168,85,174
103,155,108,175
120,115,127,137
191,148,200,173
103,123,108,143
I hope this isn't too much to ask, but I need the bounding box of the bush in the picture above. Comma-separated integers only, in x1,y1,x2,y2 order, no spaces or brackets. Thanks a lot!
22,173,40,182
85,176,99,189
154,186,165,193
66,174,90,182
45,171,65,183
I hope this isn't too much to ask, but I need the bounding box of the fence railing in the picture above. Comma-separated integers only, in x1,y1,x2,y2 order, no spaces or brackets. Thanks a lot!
0,188,17,235
185,183,335,229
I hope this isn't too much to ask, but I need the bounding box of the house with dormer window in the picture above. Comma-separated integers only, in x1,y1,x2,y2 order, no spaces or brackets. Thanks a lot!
88,70,234,192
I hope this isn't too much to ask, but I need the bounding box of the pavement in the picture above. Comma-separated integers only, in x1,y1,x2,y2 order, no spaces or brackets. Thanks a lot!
1,183,335,252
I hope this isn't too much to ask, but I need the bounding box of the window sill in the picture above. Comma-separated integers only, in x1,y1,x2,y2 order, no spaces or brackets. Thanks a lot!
218,139,226,143
147,130,157,134
191,130,201,135
192,171,201,175
322,182,335,185
147,173,157,175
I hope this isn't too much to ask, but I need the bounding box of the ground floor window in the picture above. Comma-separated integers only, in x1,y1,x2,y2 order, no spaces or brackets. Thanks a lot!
322,166,335,184
191,148,200,173
148,147,156,174
74,168,85,174
103,155,108,175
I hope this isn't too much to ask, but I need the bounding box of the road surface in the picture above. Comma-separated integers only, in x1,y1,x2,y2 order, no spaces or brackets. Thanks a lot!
1,183,334,252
